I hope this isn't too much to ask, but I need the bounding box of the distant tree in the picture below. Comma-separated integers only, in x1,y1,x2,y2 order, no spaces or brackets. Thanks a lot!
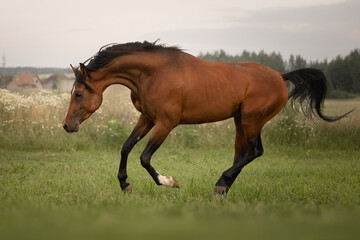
346,49,360,93
198,49,285,72
267,52,286,72
0,74,12,88
287,54,307,71
327,56,350,92
240,50,250,60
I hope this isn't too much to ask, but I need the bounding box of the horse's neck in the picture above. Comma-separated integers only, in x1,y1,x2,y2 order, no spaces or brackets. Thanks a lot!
98,53,168,93
95,54,159,94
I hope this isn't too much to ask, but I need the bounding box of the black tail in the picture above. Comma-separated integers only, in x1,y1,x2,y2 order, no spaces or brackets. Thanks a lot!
282,68,353,122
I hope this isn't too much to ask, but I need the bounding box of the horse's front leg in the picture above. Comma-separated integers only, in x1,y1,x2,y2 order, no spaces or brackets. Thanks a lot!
118,114,154,193
140,121,180,188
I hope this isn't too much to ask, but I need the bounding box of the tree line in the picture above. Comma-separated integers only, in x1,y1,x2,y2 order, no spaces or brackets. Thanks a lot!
198,49,360,98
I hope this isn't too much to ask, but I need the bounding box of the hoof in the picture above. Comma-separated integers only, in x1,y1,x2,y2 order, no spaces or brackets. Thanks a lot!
170,176,180,188
158,175,180,188
214,185,229,195
123,184,132,193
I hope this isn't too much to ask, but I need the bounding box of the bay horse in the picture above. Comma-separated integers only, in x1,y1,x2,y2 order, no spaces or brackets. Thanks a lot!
62,41,351,194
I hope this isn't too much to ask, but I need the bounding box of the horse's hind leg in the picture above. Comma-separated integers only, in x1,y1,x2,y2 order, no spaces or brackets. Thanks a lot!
140,121,180,188
214,114,264,194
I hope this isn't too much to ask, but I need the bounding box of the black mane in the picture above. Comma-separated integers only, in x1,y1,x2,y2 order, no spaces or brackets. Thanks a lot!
85,41,181,71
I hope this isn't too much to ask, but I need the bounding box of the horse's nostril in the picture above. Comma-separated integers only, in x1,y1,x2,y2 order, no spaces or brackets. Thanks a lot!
63,123,69,131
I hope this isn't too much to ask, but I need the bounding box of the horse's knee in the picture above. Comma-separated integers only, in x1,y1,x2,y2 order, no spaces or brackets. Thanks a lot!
121,144,131,158
140,154,150,168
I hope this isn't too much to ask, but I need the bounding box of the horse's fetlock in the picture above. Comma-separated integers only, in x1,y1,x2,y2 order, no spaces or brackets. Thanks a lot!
118,172,127,181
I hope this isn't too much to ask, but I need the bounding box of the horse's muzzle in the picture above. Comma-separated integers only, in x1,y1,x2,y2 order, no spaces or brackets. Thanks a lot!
62,122,79,133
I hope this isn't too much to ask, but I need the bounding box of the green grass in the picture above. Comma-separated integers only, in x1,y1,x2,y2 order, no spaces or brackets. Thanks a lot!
0,146,359,240
0,89,359,239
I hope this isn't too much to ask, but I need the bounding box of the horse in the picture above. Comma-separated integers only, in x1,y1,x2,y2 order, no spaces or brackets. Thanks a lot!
62,41,352,194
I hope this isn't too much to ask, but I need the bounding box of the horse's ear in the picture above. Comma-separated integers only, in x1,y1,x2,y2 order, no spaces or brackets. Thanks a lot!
79,63,89,79
70,64,77,74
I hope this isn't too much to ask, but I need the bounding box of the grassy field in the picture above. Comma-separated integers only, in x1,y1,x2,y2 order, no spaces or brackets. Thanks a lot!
0,88,359,239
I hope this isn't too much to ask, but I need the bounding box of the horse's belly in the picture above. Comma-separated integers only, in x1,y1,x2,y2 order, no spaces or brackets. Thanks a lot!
180,103,238,124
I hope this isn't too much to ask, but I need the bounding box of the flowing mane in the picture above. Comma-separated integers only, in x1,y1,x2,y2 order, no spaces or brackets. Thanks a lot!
85,40,181,71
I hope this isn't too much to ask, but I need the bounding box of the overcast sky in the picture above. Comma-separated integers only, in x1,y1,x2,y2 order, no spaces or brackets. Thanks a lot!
0,0,359,67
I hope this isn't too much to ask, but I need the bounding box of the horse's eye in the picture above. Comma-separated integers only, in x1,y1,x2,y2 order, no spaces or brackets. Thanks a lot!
75,92,82,97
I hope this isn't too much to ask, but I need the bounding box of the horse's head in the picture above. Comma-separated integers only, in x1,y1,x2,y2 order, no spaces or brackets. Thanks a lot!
62,64,103,133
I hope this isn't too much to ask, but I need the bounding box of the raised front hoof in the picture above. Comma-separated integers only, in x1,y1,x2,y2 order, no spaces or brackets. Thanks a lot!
122,184,133,194
214,185,229,195
170,176,180,188
158,175,180,188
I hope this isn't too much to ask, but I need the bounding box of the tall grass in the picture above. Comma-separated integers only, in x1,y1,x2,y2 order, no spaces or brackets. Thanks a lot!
0,87,359,151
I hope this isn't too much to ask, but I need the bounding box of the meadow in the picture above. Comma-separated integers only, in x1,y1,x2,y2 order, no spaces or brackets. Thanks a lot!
0,87,359,239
